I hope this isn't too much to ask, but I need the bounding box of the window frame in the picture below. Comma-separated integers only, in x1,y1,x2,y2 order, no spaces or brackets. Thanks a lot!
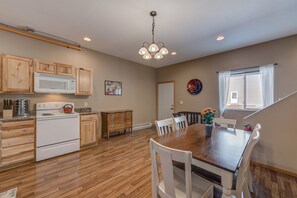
225,68,263,111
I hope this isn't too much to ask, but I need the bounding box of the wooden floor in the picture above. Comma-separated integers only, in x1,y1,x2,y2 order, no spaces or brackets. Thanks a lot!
0,128,296,198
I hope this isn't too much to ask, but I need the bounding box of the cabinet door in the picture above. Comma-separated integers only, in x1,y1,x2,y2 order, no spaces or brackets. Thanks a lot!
80,120,97,147
56,63,74,76
2,54,33,93
76,68,93,95
35,60,56,74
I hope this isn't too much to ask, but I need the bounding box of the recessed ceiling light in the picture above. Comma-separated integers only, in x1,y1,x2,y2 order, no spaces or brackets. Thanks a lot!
171,51,177,55
216,35,224,41
83,37,91,42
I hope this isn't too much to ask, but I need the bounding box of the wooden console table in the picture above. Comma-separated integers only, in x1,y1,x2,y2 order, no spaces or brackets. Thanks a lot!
101,110,133,140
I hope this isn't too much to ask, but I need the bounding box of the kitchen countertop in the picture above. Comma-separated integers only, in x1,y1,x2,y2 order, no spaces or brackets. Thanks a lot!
74,107,98,116
78,111,99,116
0,115,36,122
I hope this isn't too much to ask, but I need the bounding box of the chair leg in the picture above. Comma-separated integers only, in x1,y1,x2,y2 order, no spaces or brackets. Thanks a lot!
248,169,254,193
243,182,251,198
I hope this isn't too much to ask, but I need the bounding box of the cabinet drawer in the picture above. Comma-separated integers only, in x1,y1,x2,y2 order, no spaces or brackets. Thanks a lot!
1,150,34,166
1,120,35,130
81,114,98,122
125,122,132,128
1,127,35,139
2,135,34,148
2,143,34,158
126,111,132,117
108,123,125,131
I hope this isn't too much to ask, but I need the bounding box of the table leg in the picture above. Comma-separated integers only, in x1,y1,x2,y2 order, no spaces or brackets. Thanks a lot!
221,172,233,198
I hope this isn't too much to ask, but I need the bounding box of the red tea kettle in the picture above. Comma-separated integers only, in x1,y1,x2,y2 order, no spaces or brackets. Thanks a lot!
63,104,73,114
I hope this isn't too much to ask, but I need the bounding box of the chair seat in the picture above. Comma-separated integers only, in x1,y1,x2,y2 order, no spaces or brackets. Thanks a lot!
173,161,237,190
159,167,213,198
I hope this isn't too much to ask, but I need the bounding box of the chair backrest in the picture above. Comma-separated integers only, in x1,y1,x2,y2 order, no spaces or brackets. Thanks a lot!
235,123,261,197
172,111,202,126
150,138,193,198
213,117,237,130
155,118,175,136
173,115,188,130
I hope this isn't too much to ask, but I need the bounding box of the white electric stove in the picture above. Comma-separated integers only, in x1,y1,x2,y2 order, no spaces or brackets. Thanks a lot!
36,102,80,161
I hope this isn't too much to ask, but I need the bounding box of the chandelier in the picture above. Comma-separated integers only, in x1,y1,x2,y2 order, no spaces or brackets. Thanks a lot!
138,11,169,60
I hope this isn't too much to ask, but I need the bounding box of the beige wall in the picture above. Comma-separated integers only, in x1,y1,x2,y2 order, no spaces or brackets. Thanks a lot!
0,30,157,136
244,92,297,173
157,34,297,128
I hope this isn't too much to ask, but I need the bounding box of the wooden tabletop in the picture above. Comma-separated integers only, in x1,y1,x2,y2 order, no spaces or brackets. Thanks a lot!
154,124,252,173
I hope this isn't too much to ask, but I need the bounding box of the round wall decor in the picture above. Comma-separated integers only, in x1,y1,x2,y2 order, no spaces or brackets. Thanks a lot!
187,79,203,95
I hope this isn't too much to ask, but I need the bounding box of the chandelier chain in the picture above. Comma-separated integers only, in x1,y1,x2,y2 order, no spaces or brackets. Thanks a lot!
152,16,155,43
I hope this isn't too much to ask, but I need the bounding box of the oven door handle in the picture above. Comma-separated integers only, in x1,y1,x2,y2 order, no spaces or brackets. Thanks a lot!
37,116,79,121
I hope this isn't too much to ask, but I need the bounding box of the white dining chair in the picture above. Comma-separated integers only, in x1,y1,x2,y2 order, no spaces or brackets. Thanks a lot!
150,138,213,198
213,117,237,130
191,123,261,198
174,115,188,130
155,118,175,136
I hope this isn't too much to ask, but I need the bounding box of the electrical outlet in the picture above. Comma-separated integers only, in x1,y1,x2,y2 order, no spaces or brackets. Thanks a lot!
84,102,88,107
180,101,184,105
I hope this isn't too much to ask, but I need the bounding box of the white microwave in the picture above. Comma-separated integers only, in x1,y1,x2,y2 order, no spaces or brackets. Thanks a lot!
34,73,76,94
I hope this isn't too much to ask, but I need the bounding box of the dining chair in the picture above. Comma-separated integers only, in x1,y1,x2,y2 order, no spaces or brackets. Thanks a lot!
213,117,237,130
190,123,261,198
174,115,188,130
150,138,213,198
155,118,175,136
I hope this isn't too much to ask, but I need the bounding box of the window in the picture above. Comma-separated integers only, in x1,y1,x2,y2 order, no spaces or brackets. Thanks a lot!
218,64,274,114
225,69,263,110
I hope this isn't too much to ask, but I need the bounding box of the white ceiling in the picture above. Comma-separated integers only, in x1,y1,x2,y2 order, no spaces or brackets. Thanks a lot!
0,0,297,68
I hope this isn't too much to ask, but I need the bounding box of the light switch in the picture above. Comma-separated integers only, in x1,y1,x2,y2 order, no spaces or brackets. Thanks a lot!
180,101,184,105
84,102,88,107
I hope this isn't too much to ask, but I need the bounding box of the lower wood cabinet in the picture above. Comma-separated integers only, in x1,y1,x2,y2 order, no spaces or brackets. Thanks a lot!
101,110,133,140
80,114,98,148
0,119,35,168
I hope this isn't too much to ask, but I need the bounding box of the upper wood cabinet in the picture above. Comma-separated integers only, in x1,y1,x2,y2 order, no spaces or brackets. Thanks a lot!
34,60,56,74
56,63,74,76
76,67,93,96
34,60,74,77
1,54,34,94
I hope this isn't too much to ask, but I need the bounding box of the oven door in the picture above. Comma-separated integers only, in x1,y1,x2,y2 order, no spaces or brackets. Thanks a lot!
36,116,80,147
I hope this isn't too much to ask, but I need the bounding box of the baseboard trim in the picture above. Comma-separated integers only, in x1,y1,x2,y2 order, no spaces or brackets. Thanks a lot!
133,122,152,131
251,160,297,178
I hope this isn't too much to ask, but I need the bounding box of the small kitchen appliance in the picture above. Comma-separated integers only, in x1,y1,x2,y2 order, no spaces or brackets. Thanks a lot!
15,99,30,116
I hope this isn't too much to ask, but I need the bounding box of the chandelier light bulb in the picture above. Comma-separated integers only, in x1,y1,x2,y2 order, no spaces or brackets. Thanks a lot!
138,47,148,55
160,47,169,55
148,43,159,53
143,53,152,60
154,52,163,59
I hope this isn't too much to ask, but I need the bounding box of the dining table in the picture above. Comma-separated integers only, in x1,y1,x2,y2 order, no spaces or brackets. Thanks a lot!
154,123,252,198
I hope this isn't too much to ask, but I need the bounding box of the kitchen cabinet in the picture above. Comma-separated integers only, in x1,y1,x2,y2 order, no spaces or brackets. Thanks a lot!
0,119,35,168
34,60,56,74
35,60,74,77
80,114,98,148
101,110,133,140
1,54,34,93
76,67,93,96
56,63,74,76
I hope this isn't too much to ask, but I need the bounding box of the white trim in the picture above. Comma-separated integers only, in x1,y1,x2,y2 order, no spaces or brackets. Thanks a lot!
132,122,152,131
